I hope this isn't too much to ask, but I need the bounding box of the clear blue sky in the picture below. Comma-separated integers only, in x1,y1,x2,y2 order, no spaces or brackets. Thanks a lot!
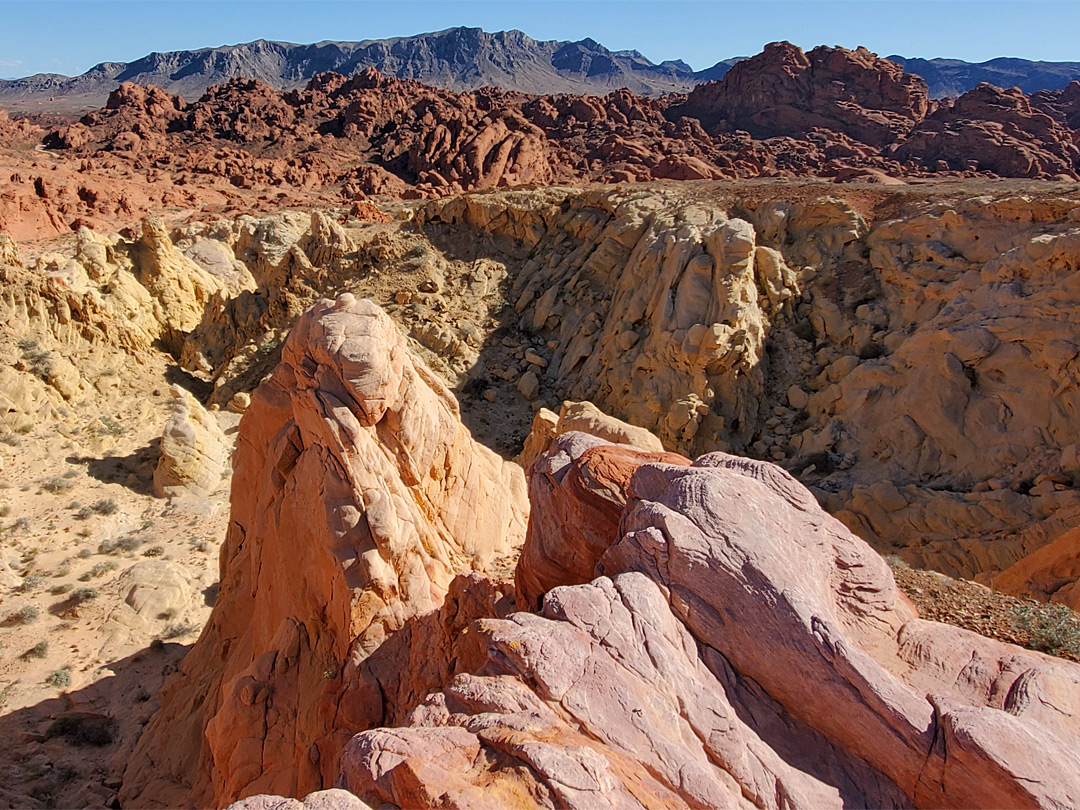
1,1,1078,79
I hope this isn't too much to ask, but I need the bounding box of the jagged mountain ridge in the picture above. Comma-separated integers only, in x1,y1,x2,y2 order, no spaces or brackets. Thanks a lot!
0,28,721,114
889,54,1080,98
10,26,1080,117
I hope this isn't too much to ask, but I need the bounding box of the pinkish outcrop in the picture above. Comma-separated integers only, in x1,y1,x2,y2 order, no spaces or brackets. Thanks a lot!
341,434,1080,810
991,526,1080,609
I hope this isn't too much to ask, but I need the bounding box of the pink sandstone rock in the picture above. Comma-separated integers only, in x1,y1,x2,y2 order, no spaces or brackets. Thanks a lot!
340,436,1080,810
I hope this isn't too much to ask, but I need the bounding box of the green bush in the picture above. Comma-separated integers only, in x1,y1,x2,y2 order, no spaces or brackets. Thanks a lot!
1012,601,1080,657
10,605,39,624
45,668,71,688
25,640,48,659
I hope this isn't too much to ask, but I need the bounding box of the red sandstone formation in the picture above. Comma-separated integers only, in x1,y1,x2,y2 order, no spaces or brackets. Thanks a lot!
119,295,527,807
0,42,1075,243
4,41,1080,240
895,82,1080,178
670,41,931,145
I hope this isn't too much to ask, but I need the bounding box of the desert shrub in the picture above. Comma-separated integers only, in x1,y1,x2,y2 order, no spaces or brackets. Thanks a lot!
0,434,17,446
45,668,71,688
91,498,117,516
10,605,39,624
25,640,48,659
16,337,38,352
21,344,53,379
78,561,117,581
1013,601,1080,657
40,477,74,494
75,548,92,559
143,545,165,558
115,536,142,552
98,416,125,437
50,583,73,595
20,573,44,591
0,505,9,517
163,621,197,639
9,517,29,532
68,587,99,605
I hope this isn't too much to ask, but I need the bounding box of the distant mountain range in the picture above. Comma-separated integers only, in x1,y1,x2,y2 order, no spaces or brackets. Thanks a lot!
887,55,1080,98
2,27,1079,116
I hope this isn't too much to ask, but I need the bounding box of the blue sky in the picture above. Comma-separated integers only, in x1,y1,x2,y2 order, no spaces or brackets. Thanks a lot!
1,1,1078,78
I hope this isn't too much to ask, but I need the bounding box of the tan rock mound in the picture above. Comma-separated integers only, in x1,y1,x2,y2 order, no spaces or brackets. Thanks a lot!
120,295,528,807
342,435,1080,810
153,384,229,498
516,399,665,469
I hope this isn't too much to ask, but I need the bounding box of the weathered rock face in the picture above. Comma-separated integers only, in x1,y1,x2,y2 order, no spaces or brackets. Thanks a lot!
516,398,666,470
990,526,1080,609
516,432,689,609
415,186,1080,582
895,83,1080,178
340,435,1080,810
153,384,228,498
119,295,528,807
671,41,931,145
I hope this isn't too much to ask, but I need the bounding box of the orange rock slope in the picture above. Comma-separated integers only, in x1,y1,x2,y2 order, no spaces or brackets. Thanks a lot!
119,296,1080,810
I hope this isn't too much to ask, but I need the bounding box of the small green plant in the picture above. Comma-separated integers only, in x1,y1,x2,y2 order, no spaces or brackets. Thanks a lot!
10,605,39,624
9,517,29,532
45,668,71,688
1013,601,1080,658
76,548,92,559
25,640,48,659
20,573,44,591
40,476,75,494
142,545,165,558
16,337,38,352
78,561,117,581
68,587,99,605
50,583,73,595
98,416,125,437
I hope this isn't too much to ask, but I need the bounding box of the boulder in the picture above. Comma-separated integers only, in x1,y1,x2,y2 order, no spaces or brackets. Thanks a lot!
153,384,228,498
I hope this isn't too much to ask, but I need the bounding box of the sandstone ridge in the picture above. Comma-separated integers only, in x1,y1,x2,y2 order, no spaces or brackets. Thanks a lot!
9,42,1080,241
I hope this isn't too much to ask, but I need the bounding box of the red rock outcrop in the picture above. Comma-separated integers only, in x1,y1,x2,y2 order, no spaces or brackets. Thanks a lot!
341,435,1080,809
991,526,1080,609
119,295,528,807
894,83,1080,178
5,42,1080,239
670,41,931,145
